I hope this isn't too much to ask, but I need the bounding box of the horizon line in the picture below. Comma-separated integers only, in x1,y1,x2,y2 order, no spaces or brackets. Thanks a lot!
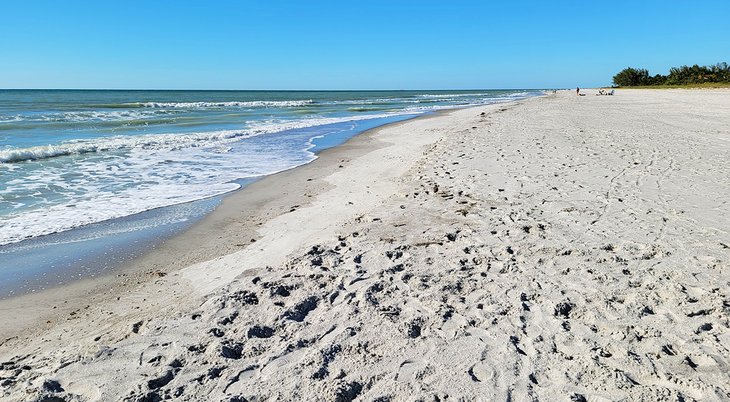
0,87,552,92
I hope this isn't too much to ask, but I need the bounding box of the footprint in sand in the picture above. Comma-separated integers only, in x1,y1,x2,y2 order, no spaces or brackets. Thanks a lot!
467,361,497,383
395,358,426,381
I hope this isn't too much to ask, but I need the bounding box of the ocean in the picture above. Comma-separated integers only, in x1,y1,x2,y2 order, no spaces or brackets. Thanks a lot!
0,89,540,296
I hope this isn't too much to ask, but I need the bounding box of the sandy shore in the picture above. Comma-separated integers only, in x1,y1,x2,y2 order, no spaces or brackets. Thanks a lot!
1,89,729,401
0,113,422,341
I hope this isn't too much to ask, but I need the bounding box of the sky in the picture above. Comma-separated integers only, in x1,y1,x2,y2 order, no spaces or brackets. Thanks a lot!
1,1,728,90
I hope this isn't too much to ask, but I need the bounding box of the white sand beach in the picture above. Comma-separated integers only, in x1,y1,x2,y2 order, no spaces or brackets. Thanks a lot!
1,89,729,401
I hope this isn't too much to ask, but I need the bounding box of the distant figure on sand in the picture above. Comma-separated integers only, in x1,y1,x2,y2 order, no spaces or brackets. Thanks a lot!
576,87,580,96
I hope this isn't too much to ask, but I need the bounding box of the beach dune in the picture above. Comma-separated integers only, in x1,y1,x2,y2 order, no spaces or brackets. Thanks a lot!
1,89,729,401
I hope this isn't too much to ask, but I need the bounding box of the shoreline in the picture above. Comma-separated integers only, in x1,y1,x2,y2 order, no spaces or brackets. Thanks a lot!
0,113,422,300
0,106,464,341
2,89,728,401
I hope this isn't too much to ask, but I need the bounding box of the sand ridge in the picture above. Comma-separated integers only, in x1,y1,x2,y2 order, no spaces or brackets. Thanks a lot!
1,90,729,401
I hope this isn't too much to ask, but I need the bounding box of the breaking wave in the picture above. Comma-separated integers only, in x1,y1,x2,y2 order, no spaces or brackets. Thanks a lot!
0,111,421,164
111,100,316,108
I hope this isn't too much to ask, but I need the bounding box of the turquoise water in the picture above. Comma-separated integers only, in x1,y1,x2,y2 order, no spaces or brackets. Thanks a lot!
0,90,540,246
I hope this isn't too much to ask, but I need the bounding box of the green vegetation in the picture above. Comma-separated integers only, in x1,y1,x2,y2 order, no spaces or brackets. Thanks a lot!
618,82,730,89
612,62,730,87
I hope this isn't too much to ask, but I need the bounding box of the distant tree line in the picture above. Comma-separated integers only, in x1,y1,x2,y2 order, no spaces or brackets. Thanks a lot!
612,62,730,86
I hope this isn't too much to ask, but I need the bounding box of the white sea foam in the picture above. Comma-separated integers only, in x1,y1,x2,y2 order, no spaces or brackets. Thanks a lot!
0,109,176,124
322,92,534,106
0,141,311,245
0,110,423,164
414,93,494,99
320,98,416,105
0,130,251,163
0,115,23,123
131,100,315,108
52,110,176,122
322,97,467,106
0,181,243,246
0,101,315,125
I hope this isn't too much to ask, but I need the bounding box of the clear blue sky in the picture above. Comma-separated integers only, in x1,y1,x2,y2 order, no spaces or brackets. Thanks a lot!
1,1,728,90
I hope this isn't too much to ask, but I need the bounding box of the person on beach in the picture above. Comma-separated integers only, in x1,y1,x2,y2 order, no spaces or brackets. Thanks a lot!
576,87,580,95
